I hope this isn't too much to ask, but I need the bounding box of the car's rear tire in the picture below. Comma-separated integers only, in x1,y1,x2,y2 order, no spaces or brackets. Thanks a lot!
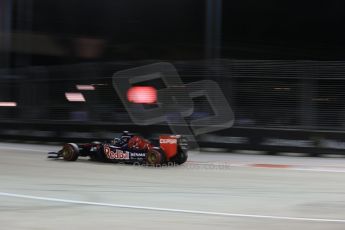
170,146,188,165
62,143,79,161
146,148,166,166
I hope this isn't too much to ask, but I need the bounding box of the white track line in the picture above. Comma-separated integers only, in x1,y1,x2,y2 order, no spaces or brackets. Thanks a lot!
291,168,345,173
0,192,344,223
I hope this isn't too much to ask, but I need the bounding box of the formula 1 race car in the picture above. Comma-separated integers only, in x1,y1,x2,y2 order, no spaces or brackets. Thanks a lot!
48,131,188,165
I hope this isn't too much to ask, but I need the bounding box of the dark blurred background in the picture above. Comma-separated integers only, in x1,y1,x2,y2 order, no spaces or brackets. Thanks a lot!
1,0,345,154
2,0,345,66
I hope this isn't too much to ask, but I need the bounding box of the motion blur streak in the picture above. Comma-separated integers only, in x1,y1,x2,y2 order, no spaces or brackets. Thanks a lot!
76,85,95,90
65,92,86,102
0,102,17,107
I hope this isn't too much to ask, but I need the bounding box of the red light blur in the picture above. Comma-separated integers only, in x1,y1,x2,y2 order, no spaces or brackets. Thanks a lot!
127,86,157,104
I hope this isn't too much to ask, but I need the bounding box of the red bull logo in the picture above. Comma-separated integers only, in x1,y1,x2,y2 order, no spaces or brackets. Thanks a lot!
104,145,129,160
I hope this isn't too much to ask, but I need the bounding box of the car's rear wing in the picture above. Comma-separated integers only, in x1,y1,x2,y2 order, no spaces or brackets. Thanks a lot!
159,135,188,159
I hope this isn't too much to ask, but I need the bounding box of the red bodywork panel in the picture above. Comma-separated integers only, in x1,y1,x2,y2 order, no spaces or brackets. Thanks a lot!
128,136,153,150
127,135,179,160
159,135,178,159
128,136,152,150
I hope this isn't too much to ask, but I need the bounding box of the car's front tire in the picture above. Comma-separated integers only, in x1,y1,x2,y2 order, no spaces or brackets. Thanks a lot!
62,143,79,161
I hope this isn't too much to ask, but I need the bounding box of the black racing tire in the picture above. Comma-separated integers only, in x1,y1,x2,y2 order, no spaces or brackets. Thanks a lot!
170,146,188,165
62,143,79,161
146,148,166,166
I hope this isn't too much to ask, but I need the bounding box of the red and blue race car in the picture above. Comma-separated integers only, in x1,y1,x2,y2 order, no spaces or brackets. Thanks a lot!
48,131,188,165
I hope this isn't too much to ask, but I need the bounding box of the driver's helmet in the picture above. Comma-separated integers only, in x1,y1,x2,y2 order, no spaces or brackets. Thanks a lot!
111,138,121,145
111,131,132,147
122,131,130,136
121,131,132,141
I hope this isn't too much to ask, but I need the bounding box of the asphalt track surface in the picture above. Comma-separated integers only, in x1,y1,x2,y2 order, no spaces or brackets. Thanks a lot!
0,143,345,230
